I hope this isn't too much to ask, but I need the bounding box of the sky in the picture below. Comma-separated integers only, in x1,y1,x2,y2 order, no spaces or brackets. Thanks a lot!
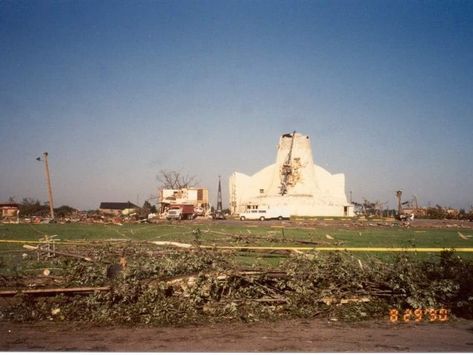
1,0,472,211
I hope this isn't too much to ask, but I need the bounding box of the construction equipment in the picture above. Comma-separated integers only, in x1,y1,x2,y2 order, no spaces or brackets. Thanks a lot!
36,152,55,221
395,190,416,221
280,131,296,195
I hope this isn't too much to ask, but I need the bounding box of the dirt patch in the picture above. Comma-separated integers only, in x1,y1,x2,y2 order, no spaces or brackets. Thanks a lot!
1,318,472,352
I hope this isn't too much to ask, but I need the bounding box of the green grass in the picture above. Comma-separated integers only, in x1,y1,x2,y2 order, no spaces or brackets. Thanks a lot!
1,222,473,274
1,222,472,248
1,222,472,267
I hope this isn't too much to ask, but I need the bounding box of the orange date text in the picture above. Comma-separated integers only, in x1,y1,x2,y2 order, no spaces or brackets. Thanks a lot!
389,308,448,323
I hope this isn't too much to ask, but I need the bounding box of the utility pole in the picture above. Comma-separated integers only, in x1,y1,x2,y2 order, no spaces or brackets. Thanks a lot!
37,152,55,220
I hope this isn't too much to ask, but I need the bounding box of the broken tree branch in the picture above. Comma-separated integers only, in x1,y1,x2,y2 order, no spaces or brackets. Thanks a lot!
23,245,94,262
151,241,193,248
0,286,110,297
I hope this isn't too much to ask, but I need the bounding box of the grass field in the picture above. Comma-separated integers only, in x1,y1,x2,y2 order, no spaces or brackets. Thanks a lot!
1,221,473,264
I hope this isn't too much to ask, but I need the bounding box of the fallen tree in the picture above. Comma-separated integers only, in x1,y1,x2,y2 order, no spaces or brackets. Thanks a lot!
0,243,472,325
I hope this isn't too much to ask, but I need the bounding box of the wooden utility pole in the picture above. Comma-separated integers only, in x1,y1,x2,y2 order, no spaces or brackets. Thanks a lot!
37,152,55,220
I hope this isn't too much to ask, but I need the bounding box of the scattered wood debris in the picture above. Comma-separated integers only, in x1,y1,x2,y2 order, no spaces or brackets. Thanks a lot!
0,286,110,297
1,242,472,325
152,241,193,248
458,232,472,240
23,244,94,262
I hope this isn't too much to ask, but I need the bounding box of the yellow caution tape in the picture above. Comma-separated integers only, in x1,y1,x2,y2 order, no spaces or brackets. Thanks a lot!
201,246,473,252
0,239,124,245
1,239,472,252
0,240,53,244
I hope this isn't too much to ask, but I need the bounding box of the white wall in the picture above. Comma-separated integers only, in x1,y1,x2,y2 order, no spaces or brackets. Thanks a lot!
229,132,354,217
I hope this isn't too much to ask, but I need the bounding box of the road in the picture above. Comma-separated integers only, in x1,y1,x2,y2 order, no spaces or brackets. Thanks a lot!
1,318,472,352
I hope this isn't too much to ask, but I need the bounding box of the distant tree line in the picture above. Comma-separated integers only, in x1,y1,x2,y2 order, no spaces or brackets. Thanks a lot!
419,205,473,220
9,197,77,218
8,197,158,219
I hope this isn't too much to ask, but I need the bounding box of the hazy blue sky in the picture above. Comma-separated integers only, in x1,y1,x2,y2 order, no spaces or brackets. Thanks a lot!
1,0,472,210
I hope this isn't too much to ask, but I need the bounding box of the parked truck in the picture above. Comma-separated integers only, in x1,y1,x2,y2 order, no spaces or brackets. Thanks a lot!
166,204,195,220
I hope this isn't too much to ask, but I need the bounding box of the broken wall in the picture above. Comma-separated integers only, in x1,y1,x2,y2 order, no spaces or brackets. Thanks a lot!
229,132,353,217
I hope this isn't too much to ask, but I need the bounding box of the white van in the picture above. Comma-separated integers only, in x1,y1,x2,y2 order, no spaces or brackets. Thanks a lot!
239,207,290,221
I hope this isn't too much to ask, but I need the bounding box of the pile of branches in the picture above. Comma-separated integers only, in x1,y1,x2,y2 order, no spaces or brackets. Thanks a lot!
0,243,472,325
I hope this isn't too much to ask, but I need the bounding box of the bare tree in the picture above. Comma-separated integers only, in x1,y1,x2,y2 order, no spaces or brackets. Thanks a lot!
157,169,198,189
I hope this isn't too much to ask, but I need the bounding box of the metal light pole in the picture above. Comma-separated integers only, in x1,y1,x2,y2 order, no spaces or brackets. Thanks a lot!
37,152,55,220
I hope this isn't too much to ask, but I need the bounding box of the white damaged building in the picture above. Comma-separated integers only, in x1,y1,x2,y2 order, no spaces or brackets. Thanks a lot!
229,132,354,217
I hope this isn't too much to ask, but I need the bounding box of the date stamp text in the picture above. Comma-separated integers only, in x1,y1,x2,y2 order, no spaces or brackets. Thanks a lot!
389,308,449,323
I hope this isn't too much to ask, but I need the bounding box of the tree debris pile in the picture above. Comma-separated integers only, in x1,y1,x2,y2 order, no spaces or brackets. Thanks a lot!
0,244,472,325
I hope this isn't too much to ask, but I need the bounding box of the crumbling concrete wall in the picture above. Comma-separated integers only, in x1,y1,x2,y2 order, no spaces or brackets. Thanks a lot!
229,132,354,217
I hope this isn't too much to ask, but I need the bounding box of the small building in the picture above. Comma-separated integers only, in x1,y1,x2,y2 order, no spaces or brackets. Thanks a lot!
159,188,209,213
99,201,139,216
0,203,20,224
